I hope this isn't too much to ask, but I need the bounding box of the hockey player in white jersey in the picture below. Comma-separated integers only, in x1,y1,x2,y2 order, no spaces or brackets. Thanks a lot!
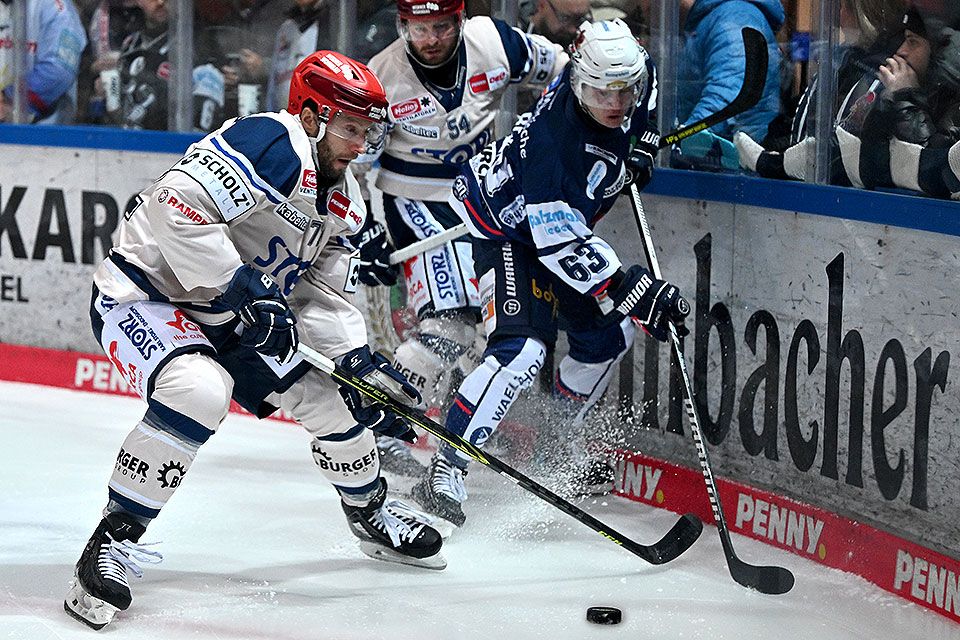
63,51,444,631
355,0,568,475
411,20,690,527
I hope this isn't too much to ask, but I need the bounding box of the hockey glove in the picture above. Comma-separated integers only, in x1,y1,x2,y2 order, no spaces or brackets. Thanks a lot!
624,135,657,191
338,344,423,406
220,264,299,362
338,386,418,444
608,265,690,342
348,216,397,287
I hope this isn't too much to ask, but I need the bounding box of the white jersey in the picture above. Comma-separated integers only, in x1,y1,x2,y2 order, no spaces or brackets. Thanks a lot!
366,16,567,202
95,110,366,327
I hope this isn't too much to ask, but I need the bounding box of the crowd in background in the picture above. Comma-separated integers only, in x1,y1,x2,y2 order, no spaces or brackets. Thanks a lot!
3,0,960,200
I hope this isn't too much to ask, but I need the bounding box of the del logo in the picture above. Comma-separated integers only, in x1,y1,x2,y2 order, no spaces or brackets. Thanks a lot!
469,67,508,94
157,61,171,80
327,190,364,231
300,169,317,196
390,95,436,122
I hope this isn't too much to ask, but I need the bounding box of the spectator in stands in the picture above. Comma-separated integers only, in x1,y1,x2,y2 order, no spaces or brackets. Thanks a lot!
266,0,397,111
789,0,906,145
672,0,785,171
737,5,960,199
524,0,591,48
103,0,226,131
0,0,88,124
79,0,141,123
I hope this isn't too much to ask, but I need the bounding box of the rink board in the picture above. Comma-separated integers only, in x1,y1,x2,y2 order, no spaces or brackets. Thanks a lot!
2,130,959,624
2,339,958,625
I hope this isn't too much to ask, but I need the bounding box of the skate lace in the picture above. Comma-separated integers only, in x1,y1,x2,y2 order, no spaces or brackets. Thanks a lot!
99,534,163,586
372,500,435,547
380,438,411,457
431,458,467,502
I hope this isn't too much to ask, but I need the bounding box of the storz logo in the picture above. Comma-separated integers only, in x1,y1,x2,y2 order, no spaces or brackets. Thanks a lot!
402,201,439,238
117,308,163,360
430,253,457,300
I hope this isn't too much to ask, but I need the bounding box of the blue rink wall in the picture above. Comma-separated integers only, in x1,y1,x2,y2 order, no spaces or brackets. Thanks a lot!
0,125,957,564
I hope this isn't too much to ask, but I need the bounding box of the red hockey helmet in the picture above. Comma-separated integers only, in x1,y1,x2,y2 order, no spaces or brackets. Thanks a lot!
288,51,388,124
396,0,464,20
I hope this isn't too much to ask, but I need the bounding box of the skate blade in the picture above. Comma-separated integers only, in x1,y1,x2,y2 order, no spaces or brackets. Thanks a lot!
357,541,447,570
432,519,456,541
63,579,119,630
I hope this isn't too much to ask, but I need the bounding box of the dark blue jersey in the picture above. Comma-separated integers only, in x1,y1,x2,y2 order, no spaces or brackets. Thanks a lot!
453,58,659,296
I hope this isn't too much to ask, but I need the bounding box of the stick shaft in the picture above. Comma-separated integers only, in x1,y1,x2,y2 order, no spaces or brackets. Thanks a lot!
295,342,700,564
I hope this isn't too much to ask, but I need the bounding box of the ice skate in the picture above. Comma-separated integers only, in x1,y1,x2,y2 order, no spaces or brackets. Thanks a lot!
571,458,615,496
376,435,426,477
63,512,162,630
342,479,446,570
411,454,467,530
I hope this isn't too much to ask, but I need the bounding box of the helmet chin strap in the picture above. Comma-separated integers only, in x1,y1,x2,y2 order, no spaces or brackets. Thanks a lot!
308,106,332,168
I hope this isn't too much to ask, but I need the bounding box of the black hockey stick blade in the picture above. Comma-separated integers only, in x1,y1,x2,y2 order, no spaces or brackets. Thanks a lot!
724,534,796,594
296,343,703,566
659,27,769,149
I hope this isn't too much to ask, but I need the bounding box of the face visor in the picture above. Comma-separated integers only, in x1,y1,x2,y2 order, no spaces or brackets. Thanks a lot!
323,111,388,153
397,13,464,67
576,80,642,127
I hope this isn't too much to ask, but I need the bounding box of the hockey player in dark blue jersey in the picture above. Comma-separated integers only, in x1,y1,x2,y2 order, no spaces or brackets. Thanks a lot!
411,19,691,528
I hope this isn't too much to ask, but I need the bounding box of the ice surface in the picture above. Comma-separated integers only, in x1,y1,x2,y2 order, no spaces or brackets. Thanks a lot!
1,381,956,639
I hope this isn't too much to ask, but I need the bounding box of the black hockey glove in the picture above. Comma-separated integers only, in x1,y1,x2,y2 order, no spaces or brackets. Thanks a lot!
608,265,690,342
220,264,299,362
338,344,422,406
623,135,657,192
337,386,418,444
347,216,397,287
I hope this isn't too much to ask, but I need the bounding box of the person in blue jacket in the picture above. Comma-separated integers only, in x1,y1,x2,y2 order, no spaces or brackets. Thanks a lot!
0,0,88,124
674,0,784,170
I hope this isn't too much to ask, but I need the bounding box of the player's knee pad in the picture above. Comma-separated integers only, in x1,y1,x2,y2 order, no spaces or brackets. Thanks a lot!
150,352,234,432
442,336,546,464
556,319,636,423
280,368,357,439
393,313,476,407
106,400,209,520
309,427,380,503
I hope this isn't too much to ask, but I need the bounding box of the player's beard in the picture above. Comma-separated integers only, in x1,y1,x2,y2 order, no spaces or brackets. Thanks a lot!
314,135,348,187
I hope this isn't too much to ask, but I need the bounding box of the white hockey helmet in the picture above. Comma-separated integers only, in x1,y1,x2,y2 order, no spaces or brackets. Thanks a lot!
569,19,649,126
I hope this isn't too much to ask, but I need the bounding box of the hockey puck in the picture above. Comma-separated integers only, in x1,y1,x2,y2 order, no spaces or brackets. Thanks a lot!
586,606,622,625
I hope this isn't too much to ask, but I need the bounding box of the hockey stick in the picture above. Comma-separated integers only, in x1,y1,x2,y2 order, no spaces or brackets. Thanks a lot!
385,27,767,264
296,342,703,565
389,223,468,265
658,27,769,148
628,184,794,594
